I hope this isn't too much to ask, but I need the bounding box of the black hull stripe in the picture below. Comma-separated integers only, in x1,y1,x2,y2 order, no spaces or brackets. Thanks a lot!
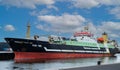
5,38,117,54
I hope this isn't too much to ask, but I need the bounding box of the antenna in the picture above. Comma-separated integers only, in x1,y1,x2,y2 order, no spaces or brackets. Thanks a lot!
84,25,89,31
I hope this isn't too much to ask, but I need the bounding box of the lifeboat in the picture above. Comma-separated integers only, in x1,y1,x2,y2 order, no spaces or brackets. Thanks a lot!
97,37,104,43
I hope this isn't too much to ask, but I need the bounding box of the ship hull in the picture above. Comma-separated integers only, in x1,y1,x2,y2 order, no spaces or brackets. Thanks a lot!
15,52,112,60
14,52,113,63
5,38,117,61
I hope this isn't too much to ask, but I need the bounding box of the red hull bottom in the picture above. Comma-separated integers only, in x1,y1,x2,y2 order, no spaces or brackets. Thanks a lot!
14,52,113,62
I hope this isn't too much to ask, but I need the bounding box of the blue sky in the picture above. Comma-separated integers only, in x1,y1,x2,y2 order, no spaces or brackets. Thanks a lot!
0,0,120,45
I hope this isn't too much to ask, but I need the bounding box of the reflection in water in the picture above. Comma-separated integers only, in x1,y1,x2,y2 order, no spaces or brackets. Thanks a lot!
0,54,120,70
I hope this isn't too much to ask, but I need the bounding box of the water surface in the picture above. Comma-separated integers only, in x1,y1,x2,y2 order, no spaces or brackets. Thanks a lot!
0,54,120,70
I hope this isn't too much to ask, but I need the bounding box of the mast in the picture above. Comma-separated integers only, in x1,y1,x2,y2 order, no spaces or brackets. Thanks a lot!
84,25,89,32
26,21,31,39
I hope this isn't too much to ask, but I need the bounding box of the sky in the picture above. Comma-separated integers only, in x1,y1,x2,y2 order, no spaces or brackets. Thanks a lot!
0,0,120,45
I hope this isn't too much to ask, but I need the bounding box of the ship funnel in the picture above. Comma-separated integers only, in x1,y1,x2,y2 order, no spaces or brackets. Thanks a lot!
102,32,110,53
102,32,108,43
26,21,31,39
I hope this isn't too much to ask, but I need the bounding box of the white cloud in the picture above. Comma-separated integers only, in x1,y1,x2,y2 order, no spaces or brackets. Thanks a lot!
98,21,120,32
64,0,120,19
0,0,55,9
97,0,120,19
1,0,120,9
109,7,120,19
96,0,120,19
47,5,58,11
37,13,86,33
30,10,49,16
97,21,120,39
4,25,15,31
30,5,58,16
36,24,44,30
36,18,120,40
97,0,120,6
110,33,119,38
71,0,99,9
36,13,120,39
69,0,120,9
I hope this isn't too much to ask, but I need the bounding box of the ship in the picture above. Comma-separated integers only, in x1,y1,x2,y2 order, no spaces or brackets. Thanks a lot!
4,23,118,61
